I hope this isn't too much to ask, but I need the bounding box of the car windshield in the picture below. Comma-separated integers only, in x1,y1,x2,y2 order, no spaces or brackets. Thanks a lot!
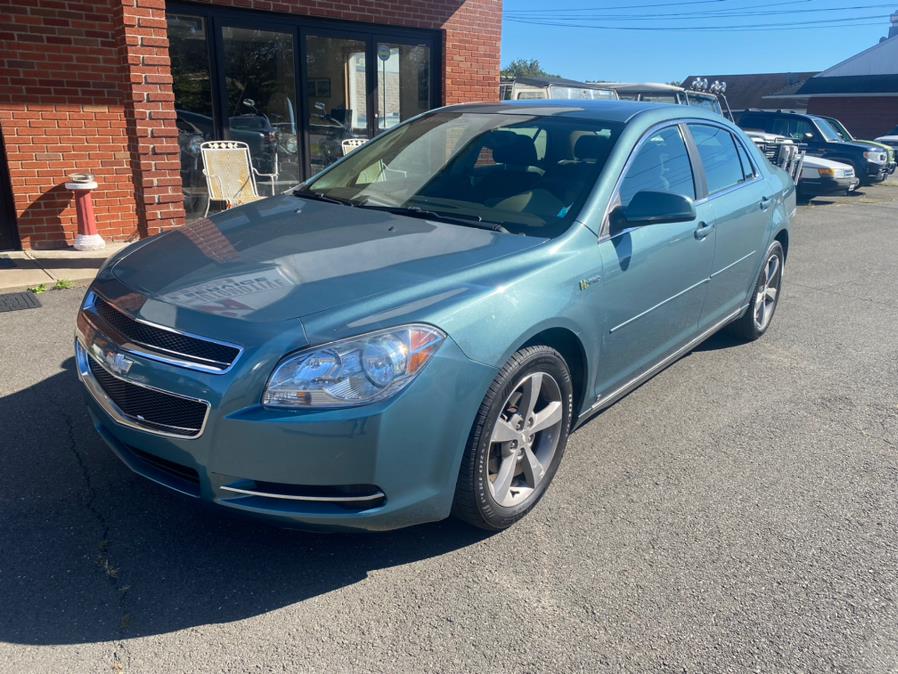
302,111,623,237
815,118,842,142
825,118,851,140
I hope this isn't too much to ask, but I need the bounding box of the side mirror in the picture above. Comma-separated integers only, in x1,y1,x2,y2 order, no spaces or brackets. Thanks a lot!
615,191,696,228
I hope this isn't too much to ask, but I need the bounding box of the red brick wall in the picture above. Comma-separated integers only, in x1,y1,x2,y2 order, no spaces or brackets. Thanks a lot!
184,0,503,105
807,96,898,139
0,0,140,248
0,0,502,249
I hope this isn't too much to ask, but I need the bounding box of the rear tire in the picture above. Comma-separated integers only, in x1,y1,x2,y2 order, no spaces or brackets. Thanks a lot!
727,240,784,342
452,346,573,530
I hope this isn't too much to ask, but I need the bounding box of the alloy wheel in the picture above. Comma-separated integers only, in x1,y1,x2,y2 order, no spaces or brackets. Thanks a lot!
487,372,564,508
754,252,782,332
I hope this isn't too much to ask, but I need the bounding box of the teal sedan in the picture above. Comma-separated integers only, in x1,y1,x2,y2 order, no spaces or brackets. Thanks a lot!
75,101,794,531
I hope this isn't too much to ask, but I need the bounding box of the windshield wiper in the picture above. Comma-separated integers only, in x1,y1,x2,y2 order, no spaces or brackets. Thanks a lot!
355,203,510,234
292,188,356,207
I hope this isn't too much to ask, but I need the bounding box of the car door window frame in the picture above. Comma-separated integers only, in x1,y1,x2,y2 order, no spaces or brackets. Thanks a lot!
683,121,762,203
600,121,702,240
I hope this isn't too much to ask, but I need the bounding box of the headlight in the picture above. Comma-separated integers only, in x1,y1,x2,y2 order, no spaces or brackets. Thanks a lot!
817,168,835,177
263,325,445,408
864,150,886,164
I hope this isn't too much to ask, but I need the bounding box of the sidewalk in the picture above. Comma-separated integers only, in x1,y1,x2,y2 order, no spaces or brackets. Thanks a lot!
0,243,129,291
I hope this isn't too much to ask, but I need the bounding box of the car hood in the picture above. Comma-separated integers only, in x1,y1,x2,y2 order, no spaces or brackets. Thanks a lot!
801,156,852,171
111,195,546,322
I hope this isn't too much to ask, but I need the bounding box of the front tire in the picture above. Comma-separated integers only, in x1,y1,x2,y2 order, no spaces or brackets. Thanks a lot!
727,240,784,341
452,346,573,530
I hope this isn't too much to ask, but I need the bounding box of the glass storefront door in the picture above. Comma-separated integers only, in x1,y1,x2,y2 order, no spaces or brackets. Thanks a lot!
221,26,300,195
303,34,369,175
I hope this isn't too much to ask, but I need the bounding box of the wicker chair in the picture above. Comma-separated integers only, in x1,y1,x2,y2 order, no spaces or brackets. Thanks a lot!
200,140,277,216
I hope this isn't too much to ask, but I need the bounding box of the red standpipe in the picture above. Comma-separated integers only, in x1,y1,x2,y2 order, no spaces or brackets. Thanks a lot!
65,174,105,251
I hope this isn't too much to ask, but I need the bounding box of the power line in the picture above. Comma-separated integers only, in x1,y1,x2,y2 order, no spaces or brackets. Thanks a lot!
505,14,890,31
506,0,732,12
506,0,807,15
506,2,897,21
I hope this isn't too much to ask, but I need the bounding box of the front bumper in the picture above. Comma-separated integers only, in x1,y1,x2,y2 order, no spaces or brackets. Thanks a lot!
862,162,888,183
798,175,859,197
75,312,496,532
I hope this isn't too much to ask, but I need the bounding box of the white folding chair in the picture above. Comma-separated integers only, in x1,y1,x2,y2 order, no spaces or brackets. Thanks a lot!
341,138,369,156
200,140,278,216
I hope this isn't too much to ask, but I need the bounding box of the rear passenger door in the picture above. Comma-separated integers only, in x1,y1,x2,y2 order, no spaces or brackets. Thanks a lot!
593,124,716,398
687,123,770,327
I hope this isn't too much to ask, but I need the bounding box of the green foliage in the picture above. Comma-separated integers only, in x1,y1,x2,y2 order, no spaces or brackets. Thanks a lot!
28,283,47,294
53,279,74,290
501,59,560,80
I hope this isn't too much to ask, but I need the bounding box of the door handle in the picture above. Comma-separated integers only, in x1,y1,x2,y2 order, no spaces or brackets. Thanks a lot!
694,221,714,240
760,196,772,211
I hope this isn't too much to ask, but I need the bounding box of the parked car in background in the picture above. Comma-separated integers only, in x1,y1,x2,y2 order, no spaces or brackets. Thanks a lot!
75,101,793,532
874,130,898,153
500,76,618,101
797,156,858,200
605,83,731,119
820,116,896,175
738,110,888,185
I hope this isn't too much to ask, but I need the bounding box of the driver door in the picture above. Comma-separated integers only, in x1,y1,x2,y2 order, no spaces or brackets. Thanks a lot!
593,123,716,398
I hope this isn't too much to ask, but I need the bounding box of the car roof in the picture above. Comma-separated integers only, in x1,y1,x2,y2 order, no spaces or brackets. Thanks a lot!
438,100,723,124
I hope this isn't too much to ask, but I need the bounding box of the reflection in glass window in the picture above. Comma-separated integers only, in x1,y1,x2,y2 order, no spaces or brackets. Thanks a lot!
619,126,695,207
688,124,744,194
221,27,299,195
168,14,214,222
376,43,431,131
305,35,368,174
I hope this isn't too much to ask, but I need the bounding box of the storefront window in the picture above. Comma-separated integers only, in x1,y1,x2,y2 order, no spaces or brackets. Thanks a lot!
221,27,300,195
166,9,437,216
304,35,368,175
376,43,431,131
168,14,214,222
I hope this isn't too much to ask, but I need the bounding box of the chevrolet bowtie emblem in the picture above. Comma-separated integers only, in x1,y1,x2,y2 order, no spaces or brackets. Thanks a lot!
104,350,133,376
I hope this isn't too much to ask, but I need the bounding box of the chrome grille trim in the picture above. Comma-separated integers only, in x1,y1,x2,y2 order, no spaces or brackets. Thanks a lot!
219,485,385,503
82,291,243,374
75,339,211,439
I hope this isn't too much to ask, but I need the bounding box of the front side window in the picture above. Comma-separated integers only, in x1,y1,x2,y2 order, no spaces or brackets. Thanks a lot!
688,124,745,194
305,112,623,237
618,125,695,207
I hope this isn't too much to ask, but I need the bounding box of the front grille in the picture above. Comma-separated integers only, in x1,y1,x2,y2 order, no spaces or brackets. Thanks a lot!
88,356,208,437
93,295,240,370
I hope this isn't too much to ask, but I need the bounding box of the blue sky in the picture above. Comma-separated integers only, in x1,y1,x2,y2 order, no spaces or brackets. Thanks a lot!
501,0,895,83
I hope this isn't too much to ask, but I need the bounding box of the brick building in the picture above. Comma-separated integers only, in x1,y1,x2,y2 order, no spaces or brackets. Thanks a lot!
795,14,898,139
0,0,502,250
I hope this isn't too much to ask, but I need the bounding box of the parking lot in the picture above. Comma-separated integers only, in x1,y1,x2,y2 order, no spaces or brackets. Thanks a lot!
2,179,898,672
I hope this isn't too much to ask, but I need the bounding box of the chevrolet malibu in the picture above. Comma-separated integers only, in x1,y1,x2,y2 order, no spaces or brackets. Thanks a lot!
76,101,794,531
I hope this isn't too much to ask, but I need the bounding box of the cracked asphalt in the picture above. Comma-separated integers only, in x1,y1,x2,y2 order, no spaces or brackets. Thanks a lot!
2,180,898,672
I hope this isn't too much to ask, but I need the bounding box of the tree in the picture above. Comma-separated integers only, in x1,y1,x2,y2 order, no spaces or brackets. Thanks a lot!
501,59,560,80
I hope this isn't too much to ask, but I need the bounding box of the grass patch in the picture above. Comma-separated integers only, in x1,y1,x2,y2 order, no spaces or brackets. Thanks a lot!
53,279,75,290
28,283,47,294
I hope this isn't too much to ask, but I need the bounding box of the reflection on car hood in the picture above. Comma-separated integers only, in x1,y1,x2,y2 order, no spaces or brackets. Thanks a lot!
111,195,545,322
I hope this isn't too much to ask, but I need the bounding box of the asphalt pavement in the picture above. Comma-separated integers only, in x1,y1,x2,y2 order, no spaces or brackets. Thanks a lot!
2,181,898,672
